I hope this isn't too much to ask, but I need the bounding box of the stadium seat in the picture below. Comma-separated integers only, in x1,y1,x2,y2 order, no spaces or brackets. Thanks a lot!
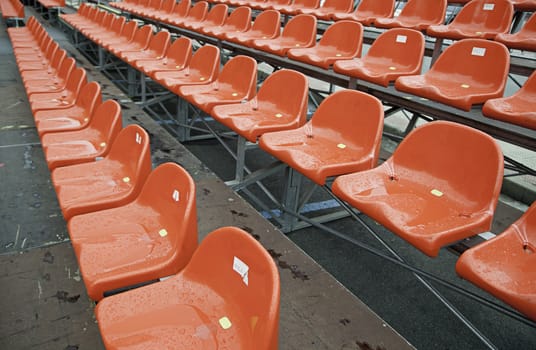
333,28,425,87
183,3,228,31
167,0,191,26
51,125,152,220
118,30,171,64
134,37,193,78
275,0,319,15
298,0,353,20
252,14,317,57
108,24,153,56
149,0,175,21
201,6,252,39
24,57,75,95
456,202,536,321
68,162,198,301
287,20,363,69
494,11,536,51
482,70,536,130
395,39,510,111
95,226,280,350
178,55,257,114
138,0,164,18
331,0,395,24
100,20,139,52
152,45,220,93
212,69,309,143
91,16,126,47
35,82,102,137
252,0,290,11
41,100,122,170
259,90,384,186
375,0,447,31
427,0,514,40
223,9,280,46
170,1,208,28
332,121,504,257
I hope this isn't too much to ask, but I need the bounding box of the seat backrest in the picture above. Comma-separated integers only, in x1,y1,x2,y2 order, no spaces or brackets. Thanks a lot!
203,3,228,25
450,0,513,32
281,14,317,43
250,9,280,37
311,90,384,169
188,45,221,82
107,124,152,188
364,28,425,71
131,24,153,48
182,226,280,350
166,36,193,68
510,202,536,247
319,0,353,11
291,0,320,9
224,6,252,31
390,121,503,214
356,0,376,17
430,39,509,91
519,11,536,33
119,20,138,41
160,0,175,13
517,70,536,96
148,0,162,10
173,0,190,17
397,0,447,24
318,20,363,57
109,15,126,35
75,81,103,116
256,69,309,126
65,67,87,95
88,100,123,152
137,162,198,264
147,30,170,55
56,57,76,81
100,11,114,28
216,55,257,99
185,1,208,21
50,48,67,71
91,9,106,25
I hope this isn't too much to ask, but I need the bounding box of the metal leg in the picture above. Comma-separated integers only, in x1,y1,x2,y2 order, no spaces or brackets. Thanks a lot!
234,135,246,182
127,66,137,97
140,73,146,104
281,167,302,233
175,97,190,142
431,37,444,67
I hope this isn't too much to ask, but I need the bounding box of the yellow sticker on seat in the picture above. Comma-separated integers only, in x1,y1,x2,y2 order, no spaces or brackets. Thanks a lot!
337,143,346,149
232,92,238,97
175,65,181,69
123,177,130,183
199,77,206,81
461,84,470,89
389,66,397,70
275,113,283,118
431,189,443,197
159,229,168,237
219,317,232,330
100,142,106,147
335,53,342,57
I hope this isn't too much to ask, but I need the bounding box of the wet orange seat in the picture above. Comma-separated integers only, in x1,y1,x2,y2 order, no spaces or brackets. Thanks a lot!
374,0,447,31
482,71,536,130
24,57,75,96
118,30,171,64
100,21,138,52
35,82,102,137
332,121,504,257
171,1,208,28
427,0,513,40
252,14,317,57
275,0,319,15
223,9,280,46
395,39,509,111
152,45,220,94
68,162,198,301
494,11,536,51
456,203,536,321
259,90,384,186
95,226,280,350
51,125,152,220
42,100,122,170
166,0,192,27
92,16,126,47
135,37,193,78
212,69,309,143
332,0,395,25
298,0,353,20
178,55,257,114
148,0,175,21
287,20,363,69
201,6,252,39
109,24,153,56
184,3,228,32
333,28,424,87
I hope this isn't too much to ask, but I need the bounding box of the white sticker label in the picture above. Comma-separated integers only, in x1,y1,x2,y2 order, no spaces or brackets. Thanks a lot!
135,132,142,144
471,47,486,56
396,35,407,43
172,189,180,202
483,3,494,10
233,256,249,286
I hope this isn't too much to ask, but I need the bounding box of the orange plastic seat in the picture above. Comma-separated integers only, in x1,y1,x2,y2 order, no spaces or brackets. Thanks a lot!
24,57,76,95
51,125,152,220
259,90,384,186
35,82,102,137
252,0,289,11
19,49,66,82
298,0,353,21
166,0,191,26
95,226,280,350
395,39,509,111
41,100,122,170
92,15,126,47
138,0,163,17
494,11,536,51
109,24,153,56
68,162,198,301
14,34,52,60
201,6,252,39
482,71,536,130
212,69,309,143
29,68,87,114
83,12,116,41
16,42,59,72
427,0,513,40
148,0,175,21
275,0,319,15
100,21,139,52
152,45,220,94
170,1,208,28
223,9,280,46
287,20,363,69
178,55,257,114
183,3,228,32
118,30,171,64
375,0,447,31
135,37,193,77
332,0,395,25
333,28,425,87
456,203,536,321
252,14,317,56
332,121,504,257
